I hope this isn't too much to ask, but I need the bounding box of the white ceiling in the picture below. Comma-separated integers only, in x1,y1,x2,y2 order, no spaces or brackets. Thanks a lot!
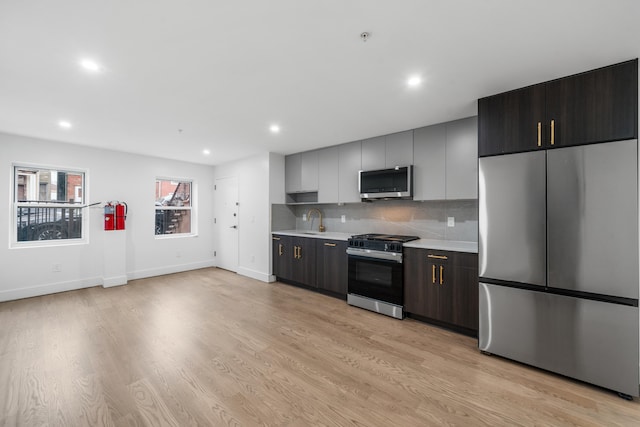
1,0,638,166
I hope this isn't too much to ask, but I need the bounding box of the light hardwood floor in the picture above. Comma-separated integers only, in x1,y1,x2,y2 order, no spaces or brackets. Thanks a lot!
1,268,639,426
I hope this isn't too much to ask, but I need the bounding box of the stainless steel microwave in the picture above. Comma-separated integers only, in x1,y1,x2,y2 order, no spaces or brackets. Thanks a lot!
359,165,413,200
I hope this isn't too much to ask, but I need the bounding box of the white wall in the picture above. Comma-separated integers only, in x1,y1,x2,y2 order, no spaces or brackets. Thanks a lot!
0,132,215,301
213,152,284,282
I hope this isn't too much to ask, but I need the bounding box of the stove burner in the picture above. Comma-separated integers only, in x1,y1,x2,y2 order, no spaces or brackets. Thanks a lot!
350,233,420,243
348,233,419,253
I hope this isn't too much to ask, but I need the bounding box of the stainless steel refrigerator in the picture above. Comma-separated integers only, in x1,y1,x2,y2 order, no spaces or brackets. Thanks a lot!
478,139,639,398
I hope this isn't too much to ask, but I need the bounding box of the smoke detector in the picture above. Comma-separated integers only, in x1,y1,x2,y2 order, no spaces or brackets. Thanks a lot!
360,32,370,42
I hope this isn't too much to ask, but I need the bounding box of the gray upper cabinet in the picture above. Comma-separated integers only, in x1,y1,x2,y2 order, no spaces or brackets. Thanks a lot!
317,146,340,203
361,136,386,171
285,151,319,193
339,141,362,203
413,117,477,201
285,153,302,193
385,130,413,168
284,117,476,203
413,124,446,200
361,131,414,171
445,117,477,199
300,150,319,192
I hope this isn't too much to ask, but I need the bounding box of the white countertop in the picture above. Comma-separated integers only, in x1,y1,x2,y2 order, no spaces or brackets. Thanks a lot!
272,230,352,241
404,239,478,253
272,231,478,252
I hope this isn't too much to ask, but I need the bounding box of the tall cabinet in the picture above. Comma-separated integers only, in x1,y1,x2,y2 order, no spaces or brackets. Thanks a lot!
478,59,638,156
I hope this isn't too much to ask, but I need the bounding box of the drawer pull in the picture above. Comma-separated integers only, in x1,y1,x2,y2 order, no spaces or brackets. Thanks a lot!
272,237,281,241
324,243,337,247
427,254,448,260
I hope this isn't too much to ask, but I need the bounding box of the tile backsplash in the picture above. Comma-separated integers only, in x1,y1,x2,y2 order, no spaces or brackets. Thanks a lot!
272,199,478,242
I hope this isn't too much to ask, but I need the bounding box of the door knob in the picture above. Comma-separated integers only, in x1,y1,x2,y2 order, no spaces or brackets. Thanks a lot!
230,225,237,229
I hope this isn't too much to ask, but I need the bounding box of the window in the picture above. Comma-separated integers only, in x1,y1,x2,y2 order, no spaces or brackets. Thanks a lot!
155,179,192,236
14,165,85,243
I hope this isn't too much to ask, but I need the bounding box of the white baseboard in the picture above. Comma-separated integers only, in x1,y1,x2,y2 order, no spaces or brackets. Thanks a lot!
103,275,128,288
0,261,216,302
0,277,102,302
237,266,272,282
127,260,215,281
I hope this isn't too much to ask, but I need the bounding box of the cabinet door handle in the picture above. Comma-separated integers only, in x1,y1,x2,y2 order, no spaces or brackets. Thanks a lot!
432,264,436,284
550,119,555,145
440,265,444,285
537,122,541,147
293,246,298,259
279,244,283,256
298,246,302,259
427,254,448,260
324,243,337,247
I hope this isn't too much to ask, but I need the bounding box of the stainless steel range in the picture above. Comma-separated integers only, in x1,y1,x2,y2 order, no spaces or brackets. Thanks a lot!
346,233,419,319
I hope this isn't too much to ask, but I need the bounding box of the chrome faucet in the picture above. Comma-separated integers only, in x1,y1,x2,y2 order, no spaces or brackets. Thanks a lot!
307,208,325,232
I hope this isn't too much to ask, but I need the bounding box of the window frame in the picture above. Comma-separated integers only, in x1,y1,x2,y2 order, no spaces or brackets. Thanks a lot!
154,176,197,239
11,162,89,248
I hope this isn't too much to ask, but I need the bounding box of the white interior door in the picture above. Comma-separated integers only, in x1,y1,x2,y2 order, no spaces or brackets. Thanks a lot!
214,176,239,272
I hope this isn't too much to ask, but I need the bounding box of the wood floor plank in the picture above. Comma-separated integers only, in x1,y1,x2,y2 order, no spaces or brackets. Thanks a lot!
127,378,181,427
1,267,639,426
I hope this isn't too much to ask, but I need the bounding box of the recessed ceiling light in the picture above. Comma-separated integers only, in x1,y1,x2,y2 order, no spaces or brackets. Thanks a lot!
58,120,72,129
407,76,422,87
203,149,211,155
269,124,280,133
80,59,101,72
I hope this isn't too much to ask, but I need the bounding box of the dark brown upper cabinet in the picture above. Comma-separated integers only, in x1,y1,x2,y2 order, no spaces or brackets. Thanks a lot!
478,59,638,157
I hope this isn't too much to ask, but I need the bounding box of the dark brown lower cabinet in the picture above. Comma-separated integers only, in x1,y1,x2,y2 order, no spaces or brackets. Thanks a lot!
272,234,292,279
273,234,347,298
272,234,316,287
404,247,478,335
316,239,348,296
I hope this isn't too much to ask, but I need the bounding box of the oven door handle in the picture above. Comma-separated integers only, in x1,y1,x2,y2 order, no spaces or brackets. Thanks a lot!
346,247,403,263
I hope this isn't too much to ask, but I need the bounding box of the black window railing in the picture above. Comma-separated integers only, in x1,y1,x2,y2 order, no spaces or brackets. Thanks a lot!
17,206,83,241
155,209,190,235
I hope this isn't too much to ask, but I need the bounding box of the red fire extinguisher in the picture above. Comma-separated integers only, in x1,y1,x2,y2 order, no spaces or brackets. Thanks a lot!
104,203,115,231
104,201,127,231
115,202,127,230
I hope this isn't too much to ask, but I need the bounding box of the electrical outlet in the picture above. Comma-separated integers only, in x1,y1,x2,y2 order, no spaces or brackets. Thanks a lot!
341,215,346,223
303,214,307,221
52,263,61,273
447,217,455,227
